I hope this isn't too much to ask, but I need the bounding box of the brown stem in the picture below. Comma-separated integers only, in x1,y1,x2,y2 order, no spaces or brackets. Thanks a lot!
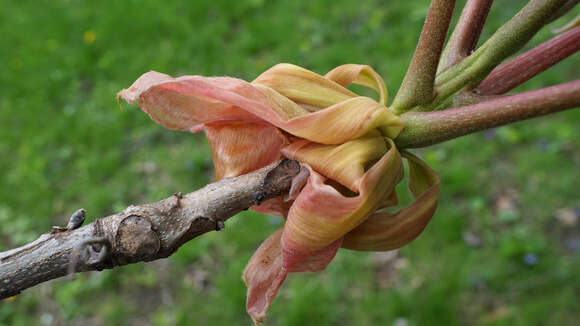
395,80,580,148
0,160,300,299
439,0,494,72
390,0,456,113
476,26,580,95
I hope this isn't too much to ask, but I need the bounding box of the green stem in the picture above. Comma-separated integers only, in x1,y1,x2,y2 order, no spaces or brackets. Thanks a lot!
548,0,579,24
390,0,456,114
428,0,569,110
395,80,580,148
476,26,580,95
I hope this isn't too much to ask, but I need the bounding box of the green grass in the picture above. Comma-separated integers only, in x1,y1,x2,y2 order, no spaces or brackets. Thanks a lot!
1,0,579,325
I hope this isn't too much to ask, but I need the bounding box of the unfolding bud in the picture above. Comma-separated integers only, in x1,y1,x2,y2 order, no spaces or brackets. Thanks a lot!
281,139,403,263
119,63,440,324
281,135,388,192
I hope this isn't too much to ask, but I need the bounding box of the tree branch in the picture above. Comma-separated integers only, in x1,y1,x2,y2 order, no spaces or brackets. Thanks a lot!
0,159,300,300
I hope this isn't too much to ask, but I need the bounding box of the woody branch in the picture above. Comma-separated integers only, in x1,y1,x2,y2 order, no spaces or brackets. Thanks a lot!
0,160,300,299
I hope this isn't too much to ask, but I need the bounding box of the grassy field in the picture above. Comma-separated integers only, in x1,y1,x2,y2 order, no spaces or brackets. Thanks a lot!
1,0,579,325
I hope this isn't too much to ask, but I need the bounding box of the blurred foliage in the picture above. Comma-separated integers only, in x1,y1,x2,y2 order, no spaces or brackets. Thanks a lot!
0,0,579,325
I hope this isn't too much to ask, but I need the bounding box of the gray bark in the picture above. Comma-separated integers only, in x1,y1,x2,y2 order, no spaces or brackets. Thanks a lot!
0,159,300,299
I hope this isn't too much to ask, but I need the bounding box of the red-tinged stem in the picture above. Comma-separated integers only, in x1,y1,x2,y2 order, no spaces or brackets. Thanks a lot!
439,0,494,73
390,0,456,114
476,26,580,95
431,0,569,109
395,80,580,148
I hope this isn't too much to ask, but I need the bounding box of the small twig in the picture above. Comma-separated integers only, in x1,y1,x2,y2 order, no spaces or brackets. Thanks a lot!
433,0,570,108
390,0,456,113
475,26,580,95
438,0,494,72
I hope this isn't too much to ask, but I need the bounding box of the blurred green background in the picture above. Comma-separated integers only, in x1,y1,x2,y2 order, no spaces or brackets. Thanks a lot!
0,0,578,325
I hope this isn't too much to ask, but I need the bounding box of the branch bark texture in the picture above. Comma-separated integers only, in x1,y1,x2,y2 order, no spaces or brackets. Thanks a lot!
0,159,300,300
